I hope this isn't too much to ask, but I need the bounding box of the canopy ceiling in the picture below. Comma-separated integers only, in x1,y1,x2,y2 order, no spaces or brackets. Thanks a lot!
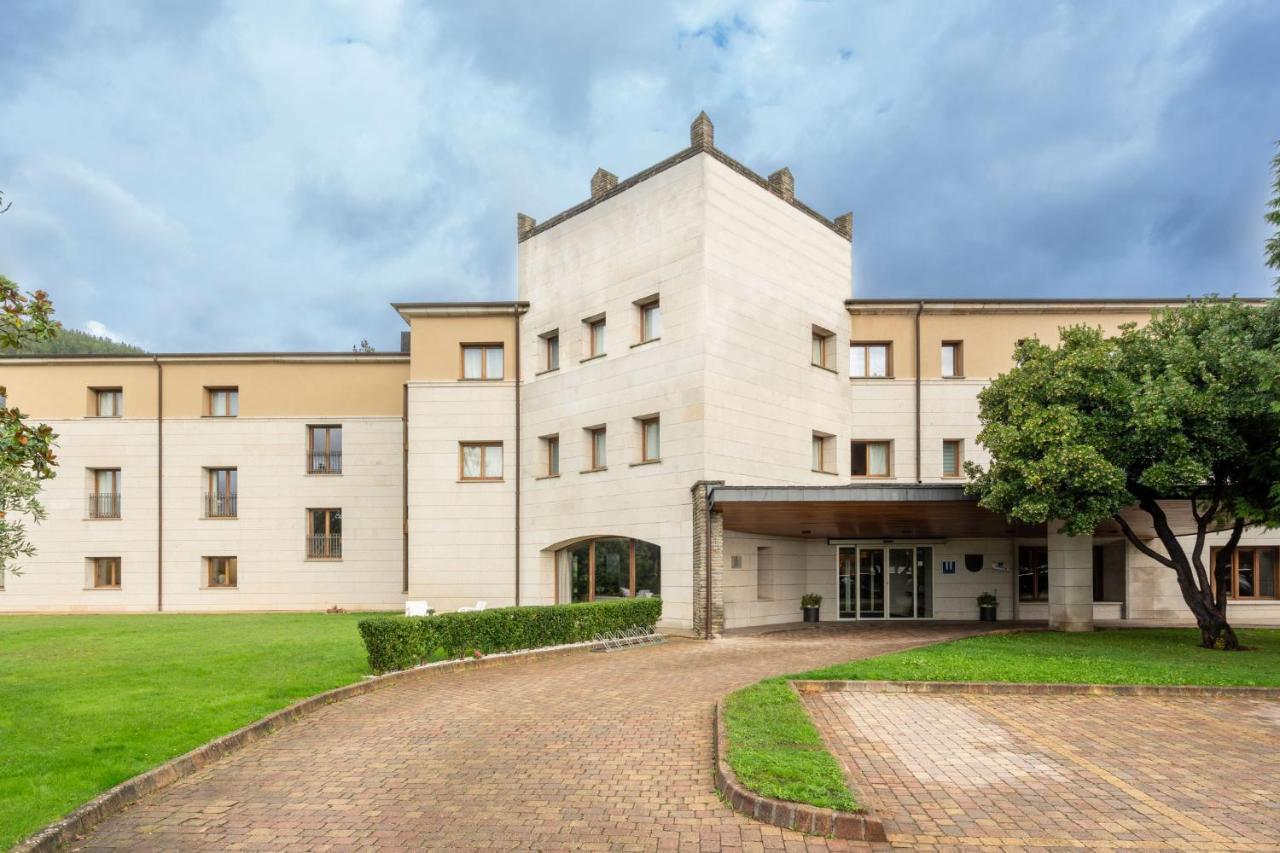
708,484,1203,541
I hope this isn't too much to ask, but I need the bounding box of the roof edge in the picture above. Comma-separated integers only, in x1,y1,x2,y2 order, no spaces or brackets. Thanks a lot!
520,143,851,244
393,301,529,322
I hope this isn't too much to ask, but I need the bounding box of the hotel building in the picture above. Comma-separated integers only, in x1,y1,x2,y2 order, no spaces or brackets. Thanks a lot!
2,114,1277,633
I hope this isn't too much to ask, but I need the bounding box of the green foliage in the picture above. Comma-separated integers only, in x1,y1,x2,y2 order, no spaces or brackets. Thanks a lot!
0,612,383,848
800,593,822,608
358,598,662,673
795,628,1280,687
976,591,998,606
16,327,143,354
1268,140,1280,290
1,273,61,574
967,299,1280,536
723,679,856,812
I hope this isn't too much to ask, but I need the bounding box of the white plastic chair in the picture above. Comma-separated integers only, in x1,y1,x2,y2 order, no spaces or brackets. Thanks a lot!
404,600,431,617
458,600,487,613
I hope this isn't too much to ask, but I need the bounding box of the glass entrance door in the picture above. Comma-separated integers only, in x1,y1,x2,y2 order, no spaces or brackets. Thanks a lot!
837,545,934,620
888,547,915,618
857,548,885,618
838,548,857,618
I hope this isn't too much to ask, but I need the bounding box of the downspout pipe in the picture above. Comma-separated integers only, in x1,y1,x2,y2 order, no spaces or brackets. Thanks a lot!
914,301,923,484
154,357,164,612
514,310,522,607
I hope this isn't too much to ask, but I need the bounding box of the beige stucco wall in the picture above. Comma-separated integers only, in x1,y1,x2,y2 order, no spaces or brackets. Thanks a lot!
1,358,407,419
848,306,1167,380
405,380,518,612
517,154,708,630
1,414,405,612
407,315,517,381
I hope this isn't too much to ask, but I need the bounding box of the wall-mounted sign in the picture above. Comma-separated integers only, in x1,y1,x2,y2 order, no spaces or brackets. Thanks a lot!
942,560,956,575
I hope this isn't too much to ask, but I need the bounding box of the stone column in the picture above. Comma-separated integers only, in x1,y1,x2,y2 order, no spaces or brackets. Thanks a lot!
1047,521,1094,631
691,480,725,639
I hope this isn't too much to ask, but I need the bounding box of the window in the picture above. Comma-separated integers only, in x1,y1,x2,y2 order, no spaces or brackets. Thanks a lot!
206,387,239,417
851,440,891,477
461,344,504,380
206,556,237,588
942,440,963,477
1018,546,1049,602
586,427,607,470
460,442,503,480
811,328,834,370
307,508,342,559
541,331,560,372
849,343,891,378
205,468,237,517
638,298,661,343
1213,547,1278,599
585,317,606,359
90,557,121,589
543,435,560,477
559,537,660,603
941,341,963,378
92,388,123,417
639,417,660,462
88,468,121,518
812,432,835,473
307,425,342,474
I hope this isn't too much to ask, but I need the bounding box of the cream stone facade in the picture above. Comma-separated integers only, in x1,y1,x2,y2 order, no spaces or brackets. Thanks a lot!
2,114,1277,631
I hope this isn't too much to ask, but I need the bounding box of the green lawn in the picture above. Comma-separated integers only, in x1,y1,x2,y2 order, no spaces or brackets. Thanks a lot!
723,628,1280,815
0,612,384,849
723,679,856,812
797,627,1280,686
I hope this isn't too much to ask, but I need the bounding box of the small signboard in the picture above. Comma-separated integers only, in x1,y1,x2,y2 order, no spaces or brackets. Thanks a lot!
942,560,956,575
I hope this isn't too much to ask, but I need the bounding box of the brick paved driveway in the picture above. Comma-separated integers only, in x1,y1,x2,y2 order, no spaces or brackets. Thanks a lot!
72,623,986,851
806,690,1280,852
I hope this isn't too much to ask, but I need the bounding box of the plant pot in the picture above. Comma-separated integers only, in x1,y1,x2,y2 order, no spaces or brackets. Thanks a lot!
978,603,997,622
802,606,820,623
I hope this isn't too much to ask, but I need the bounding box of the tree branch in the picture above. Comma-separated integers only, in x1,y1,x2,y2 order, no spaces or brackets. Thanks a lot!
1113,513,1176,569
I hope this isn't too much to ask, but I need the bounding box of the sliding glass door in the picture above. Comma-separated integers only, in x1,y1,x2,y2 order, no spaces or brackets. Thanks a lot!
836,545,934,619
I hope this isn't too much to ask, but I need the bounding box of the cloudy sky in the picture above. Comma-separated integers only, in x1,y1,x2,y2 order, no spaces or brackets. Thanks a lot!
1,1,1277,352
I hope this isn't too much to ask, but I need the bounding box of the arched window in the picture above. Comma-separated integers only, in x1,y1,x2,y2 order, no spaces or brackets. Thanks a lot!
557,538,660,603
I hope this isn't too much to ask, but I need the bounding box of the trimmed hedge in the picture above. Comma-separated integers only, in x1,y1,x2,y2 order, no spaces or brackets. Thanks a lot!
358,598,662,674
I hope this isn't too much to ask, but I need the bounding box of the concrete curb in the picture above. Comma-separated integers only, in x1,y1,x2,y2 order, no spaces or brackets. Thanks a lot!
712,700,886,842
13,639,607,853
791,679,1280,698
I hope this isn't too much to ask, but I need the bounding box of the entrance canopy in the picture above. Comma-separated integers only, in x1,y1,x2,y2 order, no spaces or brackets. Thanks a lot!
707,484,1200,540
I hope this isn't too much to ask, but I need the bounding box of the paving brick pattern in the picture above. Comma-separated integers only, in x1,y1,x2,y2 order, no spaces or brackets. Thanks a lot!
73,623,986,851
806,690,1280,852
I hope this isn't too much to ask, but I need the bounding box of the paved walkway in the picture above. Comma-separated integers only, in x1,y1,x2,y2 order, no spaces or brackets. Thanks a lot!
72,623,985,851
806,690,1280,851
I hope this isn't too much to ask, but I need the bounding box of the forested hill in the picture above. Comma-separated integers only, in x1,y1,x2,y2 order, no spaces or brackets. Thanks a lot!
16,328,144,355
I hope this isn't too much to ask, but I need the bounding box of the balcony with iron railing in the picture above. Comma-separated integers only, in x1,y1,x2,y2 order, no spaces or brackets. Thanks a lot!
306,534,342,559
307,451,343,474
86,493,121,519
204,493,238,518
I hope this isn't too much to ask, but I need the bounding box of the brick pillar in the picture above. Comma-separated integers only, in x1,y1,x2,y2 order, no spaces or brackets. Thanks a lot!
767,168,794,202
690,111,714,149
692,480,725,639
1048,521,1094,631
833,212,853,239
517,212,536,239
590,168,618,199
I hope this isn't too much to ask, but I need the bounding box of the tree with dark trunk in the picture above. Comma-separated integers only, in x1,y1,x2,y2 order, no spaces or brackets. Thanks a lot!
966,299,1280,649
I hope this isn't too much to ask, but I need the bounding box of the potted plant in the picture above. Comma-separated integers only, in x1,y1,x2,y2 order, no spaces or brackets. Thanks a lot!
801,593,822,623
976,591,998,622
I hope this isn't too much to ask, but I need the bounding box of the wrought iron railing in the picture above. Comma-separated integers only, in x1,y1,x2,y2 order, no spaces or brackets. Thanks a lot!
307,534,342,559
87,493,121,519
204,492,238,518
307,451,343,474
